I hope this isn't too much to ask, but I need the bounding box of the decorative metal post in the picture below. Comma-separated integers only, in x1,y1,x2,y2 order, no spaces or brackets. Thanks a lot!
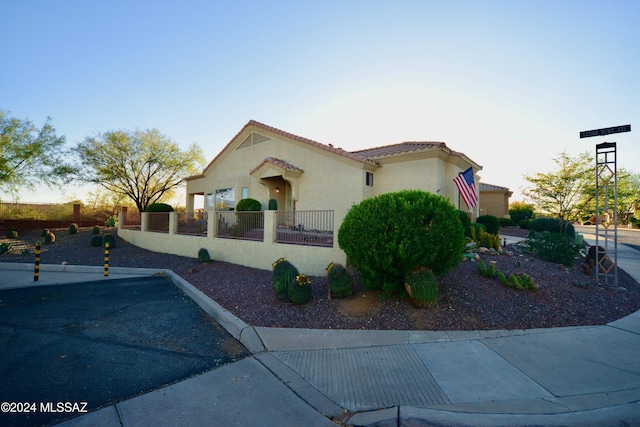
34,241,41,282
595,142,618,288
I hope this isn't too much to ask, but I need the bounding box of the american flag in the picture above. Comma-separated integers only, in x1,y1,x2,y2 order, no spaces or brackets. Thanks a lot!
453,167,477,210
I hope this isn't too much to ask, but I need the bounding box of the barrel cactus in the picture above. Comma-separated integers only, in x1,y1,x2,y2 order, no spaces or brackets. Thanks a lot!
44,231,56,245
289,274,312,305
103,232,116,249
404,266,438,308
198,248,211,263
91,235,103,247
326,262,352,299
92,226,101,235
69,223,78,235
272,258,298,301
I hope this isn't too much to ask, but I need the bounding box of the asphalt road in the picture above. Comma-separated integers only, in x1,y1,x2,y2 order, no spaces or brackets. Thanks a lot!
575,224,640,251
0,276,249,427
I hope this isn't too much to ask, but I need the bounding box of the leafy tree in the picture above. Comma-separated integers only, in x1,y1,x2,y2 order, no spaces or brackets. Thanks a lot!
523,151,593,224
508,200,535,223
0,109,73,194
587,169,640,225
76,128,204,212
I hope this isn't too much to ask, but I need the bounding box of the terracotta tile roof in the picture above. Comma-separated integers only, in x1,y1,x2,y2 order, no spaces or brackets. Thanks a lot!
353,141,448,158
247,120,380,166
250,157,304,175
479,183,510,192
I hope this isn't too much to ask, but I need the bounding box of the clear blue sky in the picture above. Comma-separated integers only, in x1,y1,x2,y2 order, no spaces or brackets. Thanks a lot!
2,0,638,205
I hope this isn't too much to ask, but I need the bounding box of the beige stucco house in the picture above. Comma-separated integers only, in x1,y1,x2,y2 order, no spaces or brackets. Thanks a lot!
478,183,512,218
185,120,482,219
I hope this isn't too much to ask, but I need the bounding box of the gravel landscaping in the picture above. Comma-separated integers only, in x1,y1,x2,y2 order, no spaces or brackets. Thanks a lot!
2,226,639,331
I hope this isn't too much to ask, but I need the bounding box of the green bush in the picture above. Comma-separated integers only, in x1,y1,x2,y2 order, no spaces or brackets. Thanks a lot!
272,258,299,301
338,190,465,294
509,204,535,224
92,226,101,235
458,210,472,237
236,198,262,211
528,218,575,237
404,266,438,308
69,223,78,234
519,219,530,229
326,263,352,299
525,231,583,267
198,248,211,263
103,232,116,249
476,215,500,234
105,216,117,227
91,235,103,247
499,218,516,227
145,203,174,212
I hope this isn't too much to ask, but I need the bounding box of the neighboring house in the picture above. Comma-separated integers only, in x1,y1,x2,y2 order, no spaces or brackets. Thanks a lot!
185,120,482,219
478,183,512,218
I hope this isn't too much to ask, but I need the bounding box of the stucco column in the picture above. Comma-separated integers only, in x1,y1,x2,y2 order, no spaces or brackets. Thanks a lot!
186,193,195,213
207,210,216,239
118,212,124,230
263,210,275,243
169,212,177,235
141,212,148,232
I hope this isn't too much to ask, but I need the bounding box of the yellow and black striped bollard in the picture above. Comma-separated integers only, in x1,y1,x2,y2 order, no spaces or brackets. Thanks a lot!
34,241,41,282
104,242,109,276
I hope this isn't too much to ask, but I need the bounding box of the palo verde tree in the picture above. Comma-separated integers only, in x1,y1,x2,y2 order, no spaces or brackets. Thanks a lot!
76,128,204,212
523,151,594,224
0,109,74,194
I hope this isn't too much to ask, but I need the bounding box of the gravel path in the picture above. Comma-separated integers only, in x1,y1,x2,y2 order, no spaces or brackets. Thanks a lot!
2,226,639,331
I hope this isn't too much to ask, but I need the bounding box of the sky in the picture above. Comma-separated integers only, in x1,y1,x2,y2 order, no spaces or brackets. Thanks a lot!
1,0,639,206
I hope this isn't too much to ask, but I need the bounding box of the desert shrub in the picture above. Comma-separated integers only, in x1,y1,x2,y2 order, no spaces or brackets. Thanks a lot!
525,231,583,266
44,231,56,245
519,219,530,229
103,232,116,249
338,190,465,294
6,227,20,239
528,218,575,237
105,216,117,227
272,258,299,301
69,223,78,234
198,248,211,263
499,218,516,227
326,263,352,299
91,235,103,247
404,266,438,308
509,203,535,224
457,210,472,237
288,274,312,305
92,226,101,235
476,215,500,234
145,203,174,212
236,198,262,211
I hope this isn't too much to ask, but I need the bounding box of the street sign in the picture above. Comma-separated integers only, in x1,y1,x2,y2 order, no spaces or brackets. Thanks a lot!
580,124,631,138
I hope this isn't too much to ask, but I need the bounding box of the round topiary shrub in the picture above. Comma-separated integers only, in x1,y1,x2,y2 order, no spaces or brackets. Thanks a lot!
145,203,174,212
69,223,78,235
236,198,262,211
103,232,116,249
338,190,465,294
7,227,20,239
476,215,500,234
92,226,101,235
91,235,103,247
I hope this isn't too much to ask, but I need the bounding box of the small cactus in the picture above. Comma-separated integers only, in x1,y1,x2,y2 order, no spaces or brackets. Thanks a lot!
44,231,56,245
103,232,116,249
92,226,101,235
69,223,78,235
41,228,50,237
289,274,312,305
272,258,298,301
404,266,438,308
91,235,103,247
326,262,352,299
197,248,211,263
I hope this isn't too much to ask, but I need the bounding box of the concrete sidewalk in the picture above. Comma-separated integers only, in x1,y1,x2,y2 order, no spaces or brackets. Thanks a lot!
1,254,640,426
